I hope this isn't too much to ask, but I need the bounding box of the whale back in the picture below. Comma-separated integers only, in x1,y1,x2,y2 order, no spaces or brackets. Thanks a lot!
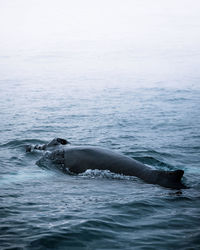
63,146,186,189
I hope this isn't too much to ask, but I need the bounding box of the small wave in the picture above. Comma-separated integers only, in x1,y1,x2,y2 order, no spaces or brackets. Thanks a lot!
78,169,138,181
134,156,170,168
0,139,46,149
0,169,52,186
125,150,174,169
110,200,164,212
26,217,129,250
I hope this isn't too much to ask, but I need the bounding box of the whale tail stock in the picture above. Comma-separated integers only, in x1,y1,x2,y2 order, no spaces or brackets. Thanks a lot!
157,169,187,189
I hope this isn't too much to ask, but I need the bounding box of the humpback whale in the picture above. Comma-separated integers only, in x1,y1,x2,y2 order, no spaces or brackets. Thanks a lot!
27,138,186,189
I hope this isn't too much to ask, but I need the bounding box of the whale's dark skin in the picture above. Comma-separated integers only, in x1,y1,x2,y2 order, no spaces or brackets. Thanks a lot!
63,146,186,189
27,138,186,189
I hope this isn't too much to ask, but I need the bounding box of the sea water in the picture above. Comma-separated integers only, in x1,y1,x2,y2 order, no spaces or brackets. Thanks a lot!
0,1,200,249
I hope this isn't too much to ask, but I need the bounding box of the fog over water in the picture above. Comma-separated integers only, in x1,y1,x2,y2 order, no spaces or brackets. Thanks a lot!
0,1,200,249
0,0,200,87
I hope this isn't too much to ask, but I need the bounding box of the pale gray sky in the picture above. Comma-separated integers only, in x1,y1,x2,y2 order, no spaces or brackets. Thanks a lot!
0,0,199,54
0,0,200,88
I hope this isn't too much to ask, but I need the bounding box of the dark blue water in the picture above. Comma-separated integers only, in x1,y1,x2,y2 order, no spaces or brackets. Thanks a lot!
1,1,200,249
1,82,200,249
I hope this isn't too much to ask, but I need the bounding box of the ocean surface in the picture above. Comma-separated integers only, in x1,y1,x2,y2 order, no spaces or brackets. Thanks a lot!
0,1,200,249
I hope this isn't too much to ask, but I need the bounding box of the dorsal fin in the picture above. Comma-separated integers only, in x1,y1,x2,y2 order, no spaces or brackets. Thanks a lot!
156,169,186,189
170,170,184,182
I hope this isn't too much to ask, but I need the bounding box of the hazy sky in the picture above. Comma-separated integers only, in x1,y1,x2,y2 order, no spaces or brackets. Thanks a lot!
0,0,200,88
1,0,199,54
